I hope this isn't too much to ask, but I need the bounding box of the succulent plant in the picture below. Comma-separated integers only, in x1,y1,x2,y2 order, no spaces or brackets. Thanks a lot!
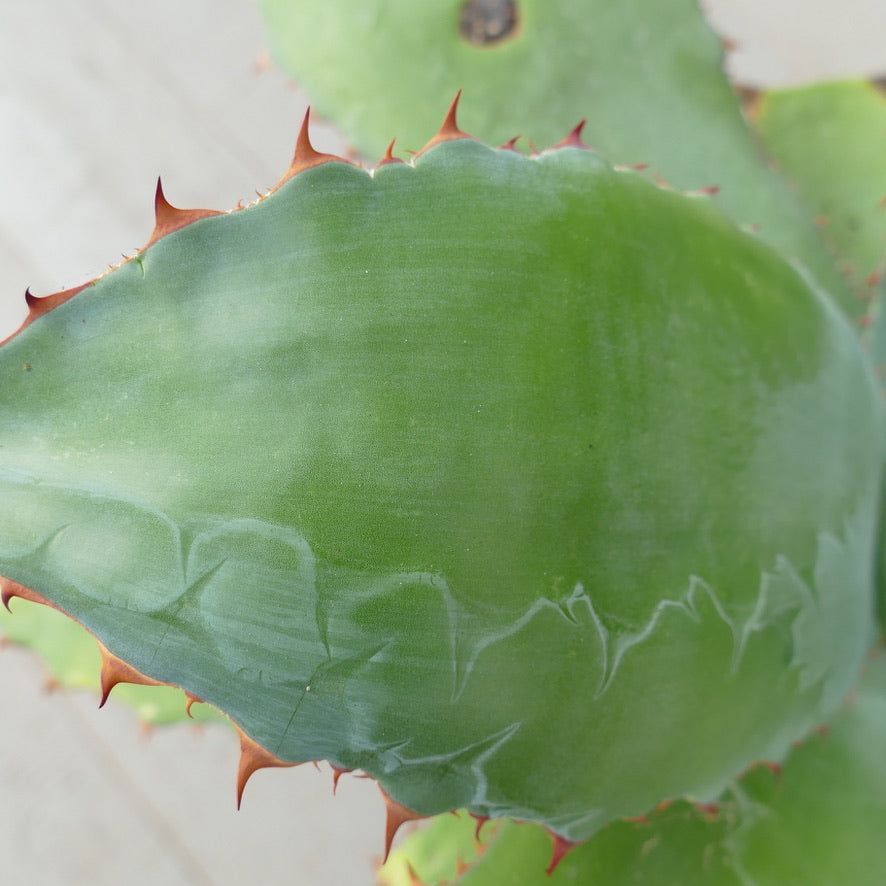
4,1,886,882
1,93,883,864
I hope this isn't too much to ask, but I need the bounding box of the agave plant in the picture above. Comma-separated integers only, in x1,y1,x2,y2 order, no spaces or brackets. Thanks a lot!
2,0,885,882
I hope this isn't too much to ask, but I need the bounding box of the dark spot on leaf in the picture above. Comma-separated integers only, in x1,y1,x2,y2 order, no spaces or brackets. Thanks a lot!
459,0,519,46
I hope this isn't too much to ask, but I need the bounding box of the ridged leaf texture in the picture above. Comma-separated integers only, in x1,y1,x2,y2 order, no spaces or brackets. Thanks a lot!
0,127,881,844
380,649,886,884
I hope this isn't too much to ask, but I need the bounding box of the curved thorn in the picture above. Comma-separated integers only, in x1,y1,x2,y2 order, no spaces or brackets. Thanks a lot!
270,107,352,190
184,692,204,718
0,578,61,613
235,727,297,809
471,813,490,842
378,139,403,167
546,832,578,875
380,788,426,862
552,120,592,151
416,90,474,157
331,765,352,795
498,135,522,151
98,641,164,708
439,89,465,139
291,107,324,171
1,282,92,347
144,178,221,250
154,176,173,223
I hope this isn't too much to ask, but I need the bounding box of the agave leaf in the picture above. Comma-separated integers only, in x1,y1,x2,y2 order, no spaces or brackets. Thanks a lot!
754,81,886,332
753,81,886,624
0,600,218,724
754,81,886,296
258,0,852,314
0,132,880,842
380,650,886,884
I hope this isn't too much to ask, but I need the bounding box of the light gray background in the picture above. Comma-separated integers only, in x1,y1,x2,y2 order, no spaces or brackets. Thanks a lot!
0,1,884,883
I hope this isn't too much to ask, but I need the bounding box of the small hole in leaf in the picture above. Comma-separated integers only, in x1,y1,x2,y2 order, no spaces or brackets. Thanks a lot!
459,0,519,46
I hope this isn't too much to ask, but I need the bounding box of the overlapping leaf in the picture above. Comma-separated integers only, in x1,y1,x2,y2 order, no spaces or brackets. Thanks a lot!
259,0,852,313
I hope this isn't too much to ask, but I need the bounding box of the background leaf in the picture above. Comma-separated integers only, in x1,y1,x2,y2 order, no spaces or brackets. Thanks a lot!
259,0,854,313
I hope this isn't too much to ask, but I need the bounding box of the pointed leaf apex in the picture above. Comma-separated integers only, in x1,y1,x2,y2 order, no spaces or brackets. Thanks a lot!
545,832,578,875
380,788,426,862
416,91,474,157
235,727,297,809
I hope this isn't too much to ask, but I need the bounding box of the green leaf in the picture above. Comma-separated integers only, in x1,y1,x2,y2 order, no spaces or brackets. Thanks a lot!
258,0,852,313
0,138,880,840
756,82,886,626
0,599,220,724
755,81,886,303
381,650,886,884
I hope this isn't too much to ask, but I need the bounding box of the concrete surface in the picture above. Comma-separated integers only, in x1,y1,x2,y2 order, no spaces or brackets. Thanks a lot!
0,1,883,883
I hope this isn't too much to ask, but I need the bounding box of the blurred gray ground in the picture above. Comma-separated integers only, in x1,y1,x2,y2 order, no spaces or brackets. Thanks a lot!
0,1,883,883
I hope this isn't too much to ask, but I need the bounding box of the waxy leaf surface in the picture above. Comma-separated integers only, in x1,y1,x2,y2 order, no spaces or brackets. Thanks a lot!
380,650,886,884
0,138,880,840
